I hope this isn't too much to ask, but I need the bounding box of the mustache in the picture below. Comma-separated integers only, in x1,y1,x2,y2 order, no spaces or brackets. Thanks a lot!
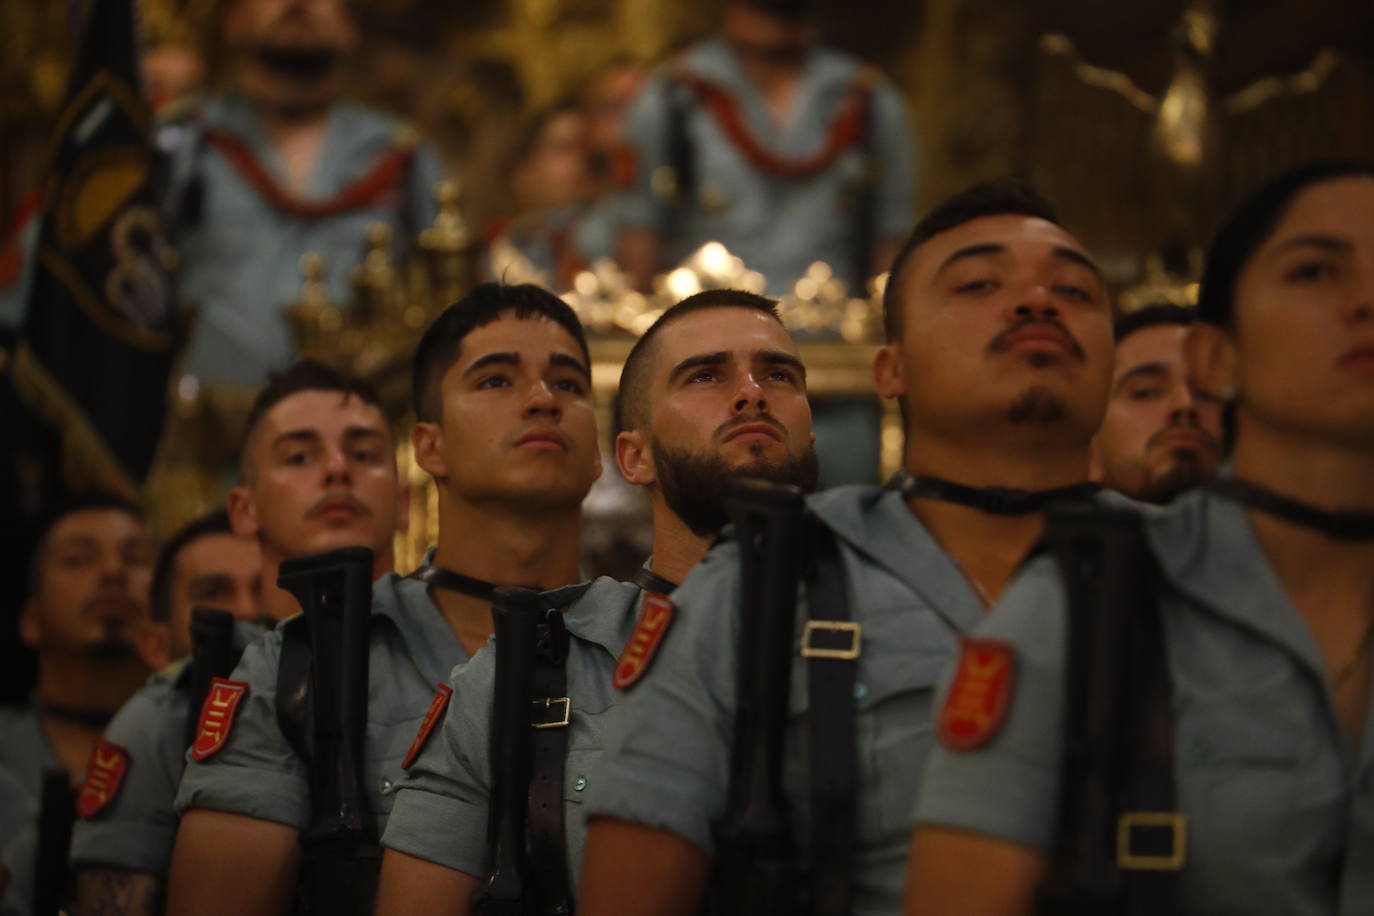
1146,417,1221,456
986,317,1086,362
305,492,372,519
714,413,787,442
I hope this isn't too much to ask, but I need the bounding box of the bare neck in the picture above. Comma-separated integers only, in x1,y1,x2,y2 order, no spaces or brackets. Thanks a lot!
1229,422,1374,605
904,432,1092,607
429,493,585,655
645,492,713,587
35,654,147,713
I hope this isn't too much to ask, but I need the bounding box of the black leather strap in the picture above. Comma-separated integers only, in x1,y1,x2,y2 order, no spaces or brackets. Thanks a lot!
527,609,573,916
803,522,856,916
891,470,1098,516
1210,477,1374,540
409,565,502,600
276,620,313,765
631,567,679,595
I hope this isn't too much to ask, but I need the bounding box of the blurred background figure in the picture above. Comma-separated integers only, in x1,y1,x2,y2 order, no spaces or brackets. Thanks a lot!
0,495,154,818
615,0,916,296
1091,304,1224,503
163,0,444,387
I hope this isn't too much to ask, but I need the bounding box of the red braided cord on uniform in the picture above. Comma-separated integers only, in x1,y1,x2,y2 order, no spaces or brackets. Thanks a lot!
675,71,871,180
202,128,414,219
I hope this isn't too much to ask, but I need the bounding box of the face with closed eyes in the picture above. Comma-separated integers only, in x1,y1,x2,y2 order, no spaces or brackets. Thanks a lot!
875,214,1114,445
414,314,601,514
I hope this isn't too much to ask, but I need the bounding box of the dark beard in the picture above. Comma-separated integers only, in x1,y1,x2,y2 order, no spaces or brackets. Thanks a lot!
253,43,341,82
652,439,821,539
84,635,139,662
1140,450,1213,504
1006,386,1066,425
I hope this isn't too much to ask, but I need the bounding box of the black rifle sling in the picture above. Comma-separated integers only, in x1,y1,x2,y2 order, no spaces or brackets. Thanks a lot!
1118,577,1180,916
277,619,313,765
803,522,857,916
528,608,573,916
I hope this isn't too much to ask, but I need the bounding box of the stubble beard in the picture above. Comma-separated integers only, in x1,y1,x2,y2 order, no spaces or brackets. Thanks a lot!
651,436,821,539
1005,385,1068,425
1139,448,1214,504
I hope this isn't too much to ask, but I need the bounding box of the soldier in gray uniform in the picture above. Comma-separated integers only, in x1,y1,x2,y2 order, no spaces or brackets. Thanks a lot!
0,495,155,820
576,179,1116,916
375,288,820,912
160,361,410,913
168,286,606,915
66,509,262,915
905,161,1374,915
162,0,442,387
616,0,915,296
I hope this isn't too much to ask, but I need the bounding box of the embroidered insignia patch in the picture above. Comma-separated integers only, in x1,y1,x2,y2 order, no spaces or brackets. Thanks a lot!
76,737,129,818
190,678,248,761
612,593,675,690
937,637,1016,752
402,683,453,770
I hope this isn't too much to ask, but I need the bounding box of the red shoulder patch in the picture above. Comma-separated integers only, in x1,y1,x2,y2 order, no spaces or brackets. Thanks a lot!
76,737,129,818
190,678,248,761
402,683,453,770
613,593,675,691
937,637,1016,752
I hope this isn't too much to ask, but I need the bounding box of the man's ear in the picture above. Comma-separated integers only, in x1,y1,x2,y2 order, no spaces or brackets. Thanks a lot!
227,485,259,538
1184,322,1237,401
134,621,172,672
615,429,656,487
412,422,448,481
873,342,905,400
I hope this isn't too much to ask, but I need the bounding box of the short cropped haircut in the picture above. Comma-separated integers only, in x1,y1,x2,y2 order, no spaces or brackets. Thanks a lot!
882,178,1060,342
1199,159,1374,328
29,492,143,596
412,282,591,423
239,360,384,477
1113,304,1195,343
149,509,233,623
615,288,783,433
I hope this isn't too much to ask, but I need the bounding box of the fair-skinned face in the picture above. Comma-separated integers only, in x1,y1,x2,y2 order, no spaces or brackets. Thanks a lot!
1189,177,1374,452
616,308,814,486
152,533,264,666
21,509,154,659
874,214,1114,445
228,390,405,564
513,111,595,213
1091,323,1223,501
413,317,601,514
225,0,357,55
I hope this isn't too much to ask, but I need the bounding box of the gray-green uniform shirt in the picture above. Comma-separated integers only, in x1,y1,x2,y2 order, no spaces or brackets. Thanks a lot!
584,485,984,915
381,577,642,890
0,708,57,826
174,572,465,833
916,486,1374,915
68,621,264,876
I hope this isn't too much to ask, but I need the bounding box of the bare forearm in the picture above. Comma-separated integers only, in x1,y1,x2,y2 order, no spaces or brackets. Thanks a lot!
904,826,1046,916
578,818,710,916
74,868,160,916
373,849,477,916
166,810,300,916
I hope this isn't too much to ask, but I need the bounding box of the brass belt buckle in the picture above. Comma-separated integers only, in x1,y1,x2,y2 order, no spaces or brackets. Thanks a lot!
799,621,862,660
1116,811,1187,871
531,697,570,729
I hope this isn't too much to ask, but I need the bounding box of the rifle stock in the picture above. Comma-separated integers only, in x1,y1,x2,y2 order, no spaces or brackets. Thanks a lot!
276,546,379,915
185,607,237,749
711,478,807,915
33,767,74,916
474,587,544,916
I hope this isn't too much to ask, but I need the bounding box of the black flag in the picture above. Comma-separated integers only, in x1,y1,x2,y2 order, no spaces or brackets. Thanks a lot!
14,0,176,498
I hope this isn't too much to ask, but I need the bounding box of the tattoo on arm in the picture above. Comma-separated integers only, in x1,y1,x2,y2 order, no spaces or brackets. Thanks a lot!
74,868,161,916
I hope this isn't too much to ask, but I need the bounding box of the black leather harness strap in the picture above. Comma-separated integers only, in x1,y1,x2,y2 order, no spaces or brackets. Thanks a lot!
528,608,573,916
631,567,679,596
1210,476,1374,540
891,470,1100,516
801,521,858,916
409,564,501,600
